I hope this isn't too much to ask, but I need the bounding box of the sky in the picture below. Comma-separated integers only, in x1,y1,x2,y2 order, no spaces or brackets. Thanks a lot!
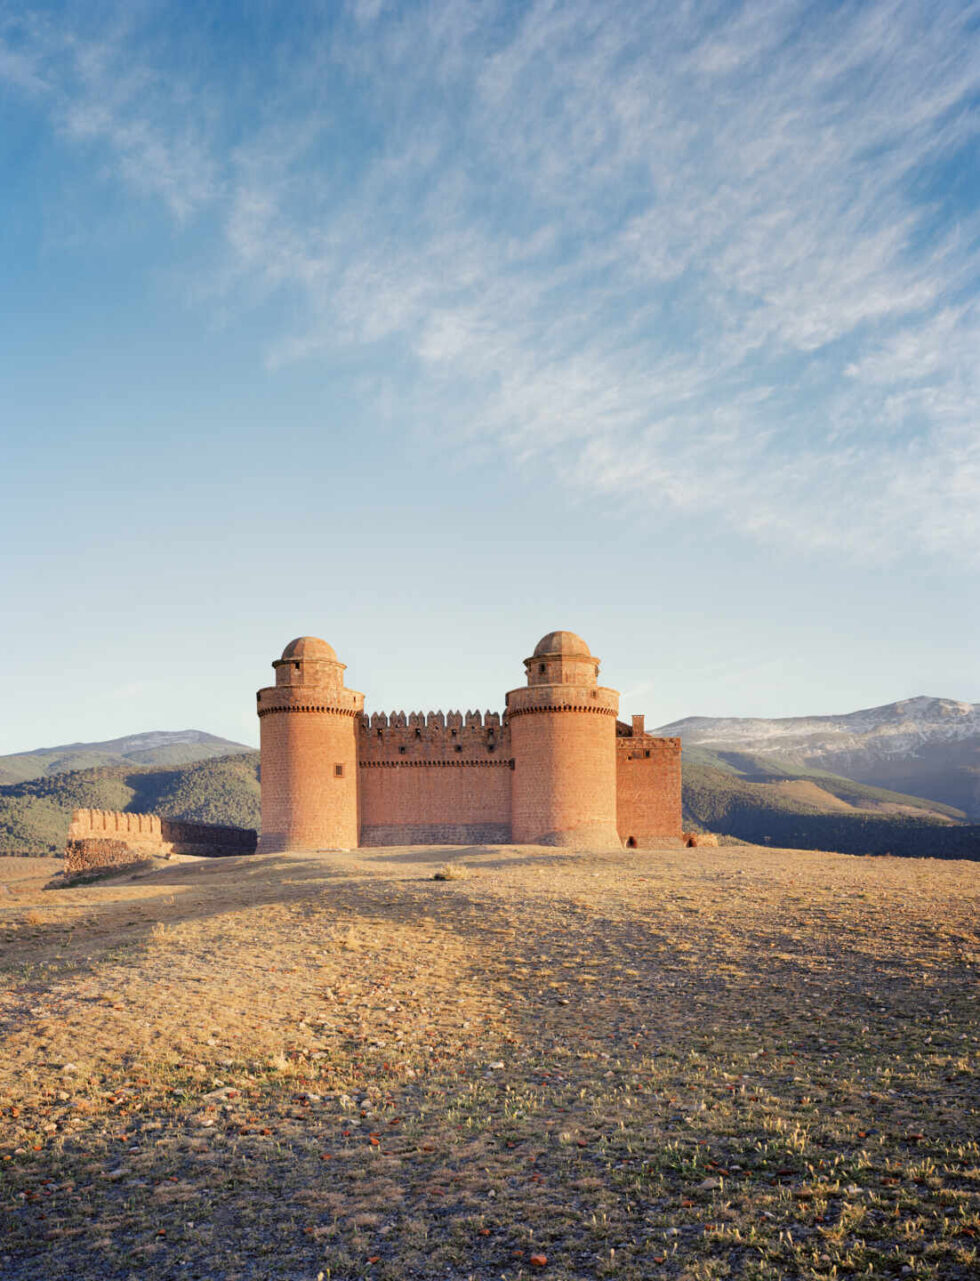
0,0,978,754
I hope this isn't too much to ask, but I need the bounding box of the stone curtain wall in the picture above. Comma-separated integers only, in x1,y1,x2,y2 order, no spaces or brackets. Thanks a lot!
358,760,513,846
357,710,512,845
65,809,257,875
355,709,684,848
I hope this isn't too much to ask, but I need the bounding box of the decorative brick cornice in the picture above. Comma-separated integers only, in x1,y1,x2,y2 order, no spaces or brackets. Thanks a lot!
506,703,619,720
358,758,513,768
258,704,362,719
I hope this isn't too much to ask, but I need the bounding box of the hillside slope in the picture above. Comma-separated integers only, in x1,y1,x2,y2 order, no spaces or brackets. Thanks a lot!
681,751,978,859
0,753,260,855
659,696,980,818
0,730,255,787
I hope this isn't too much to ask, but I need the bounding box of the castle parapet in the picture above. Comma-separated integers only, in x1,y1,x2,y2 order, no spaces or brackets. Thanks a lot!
359,708,509,764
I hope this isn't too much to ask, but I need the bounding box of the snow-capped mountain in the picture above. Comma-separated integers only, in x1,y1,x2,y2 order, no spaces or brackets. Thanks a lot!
656,697,980,818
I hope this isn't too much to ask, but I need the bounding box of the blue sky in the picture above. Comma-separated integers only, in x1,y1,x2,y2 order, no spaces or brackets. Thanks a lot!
0,0,978,753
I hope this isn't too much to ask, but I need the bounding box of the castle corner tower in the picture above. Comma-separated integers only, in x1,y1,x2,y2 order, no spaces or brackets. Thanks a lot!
507,631,621,848
256,637,364,852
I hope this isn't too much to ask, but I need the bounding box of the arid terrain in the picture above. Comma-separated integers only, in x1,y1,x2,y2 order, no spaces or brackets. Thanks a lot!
1,844,977,1280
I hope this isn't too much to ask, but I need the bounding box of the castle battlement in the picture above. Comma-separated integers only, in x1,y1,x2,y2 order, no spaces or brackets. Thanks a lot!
256,630,683,852
359,708,508,765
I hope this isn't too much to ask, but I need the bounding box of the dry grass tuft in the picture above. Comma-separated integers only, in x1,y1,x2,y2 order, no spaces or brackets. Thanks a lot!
433,861,469,880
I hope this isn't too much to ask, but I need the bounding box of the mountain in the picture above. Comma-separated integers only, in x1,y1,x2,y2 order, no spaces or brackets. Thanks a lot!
0,753,260,856
680,748,978,859
0,730,255,787
658,697,980,819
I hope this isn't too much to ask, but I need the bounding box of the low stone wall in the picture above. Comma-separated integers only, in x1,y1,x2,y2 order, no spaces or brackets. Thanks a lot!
65,809,257,877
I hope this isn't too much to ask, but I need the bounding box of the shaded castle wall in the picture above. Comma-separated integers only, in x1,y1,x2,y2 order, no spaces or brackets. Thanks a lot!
358,711,512,844
65,809,257,876
615,726,683,846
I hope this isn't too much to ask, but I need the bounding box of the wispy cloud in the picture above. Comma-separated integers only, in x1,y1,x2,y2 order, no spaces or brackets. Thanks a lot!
3,0,978,560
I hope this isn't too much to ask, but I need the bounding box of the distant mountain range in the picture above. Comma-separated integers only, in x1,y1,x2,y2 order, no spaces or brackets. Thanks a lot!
0,752,261,856
0,730,255,787
656,697,979,819
0,709,977,859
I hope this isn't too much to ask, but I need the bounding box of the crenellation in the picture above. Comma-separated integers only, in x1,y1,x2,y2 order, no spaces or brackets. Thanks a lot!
65,810,256,876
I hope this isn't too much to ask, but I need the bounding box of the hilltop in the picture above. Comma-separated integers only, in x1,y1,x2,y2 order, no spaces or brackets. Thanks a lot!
1,843,976,1280
0,730,254,788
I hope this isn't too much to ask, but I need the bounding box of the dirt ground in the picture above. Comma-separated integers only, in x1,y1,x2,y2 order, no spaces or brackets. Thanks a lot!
0,843,977,1280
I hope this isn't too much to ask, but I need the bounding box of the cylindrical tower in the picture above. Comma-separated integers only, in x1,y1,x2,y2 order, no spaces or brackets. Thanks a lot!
256,636,364,852
507,631,621,849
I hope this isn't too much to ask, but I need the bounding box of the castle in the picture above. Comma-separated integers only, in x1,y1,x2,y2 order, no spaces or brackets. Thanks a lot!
257,631,682,852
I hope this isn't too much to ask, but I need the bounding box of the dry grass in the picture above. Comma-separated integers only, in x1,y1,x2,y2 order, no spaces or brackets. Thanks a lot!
0,843,977,1281
433,861,470,881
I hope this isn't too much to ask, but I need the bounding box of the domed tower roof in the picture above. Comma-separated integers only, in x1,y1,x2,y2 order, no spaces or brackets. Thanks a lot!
521,630,601,690
280,636,338,663
532,630,592,658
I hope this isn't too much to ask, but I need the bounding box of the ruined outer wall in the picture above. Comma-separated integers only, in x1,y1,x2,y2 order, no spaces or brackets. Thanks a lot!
357,710,512,844
65,809,257,875
616,735,683,845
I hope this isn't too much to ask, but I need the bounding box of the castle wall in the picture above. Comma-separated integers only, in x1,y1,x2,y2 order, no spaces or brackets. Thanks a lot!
255,634,684,852
508,698,620,847
65,809,257,876
258,707,360,851
616,735,683,845
357,711,512,844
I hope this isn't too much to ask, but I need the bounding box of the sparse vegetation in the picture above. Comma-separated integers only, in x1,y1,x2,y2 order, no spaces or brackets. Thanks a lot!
0,754,260,856
0,842,976,1280
433,861,469,880
682,758,979,859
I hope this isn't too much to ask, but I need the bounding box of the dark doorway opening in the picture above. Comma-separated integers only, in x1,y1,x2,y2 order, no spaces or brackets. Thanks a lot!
626,836,637,848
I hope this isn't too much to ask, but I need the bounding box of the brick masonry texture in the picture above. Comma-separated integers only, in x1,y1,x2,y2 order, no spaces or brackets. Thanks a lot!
257,631,684,849
616,734,684,845
65,810,257,875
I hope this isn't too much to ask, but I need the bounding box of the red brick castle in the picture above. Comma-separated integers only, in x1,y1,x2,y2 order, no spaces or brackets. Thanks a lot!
256,631,682,852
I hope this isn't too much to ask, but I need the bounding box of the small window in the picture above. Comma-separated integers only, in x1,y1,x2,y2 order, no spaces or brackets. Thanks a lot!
334,763,344,778
399,745,407,755
539,663,546,674
294,661,300,670
645,750,651,758
454,744,463,753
